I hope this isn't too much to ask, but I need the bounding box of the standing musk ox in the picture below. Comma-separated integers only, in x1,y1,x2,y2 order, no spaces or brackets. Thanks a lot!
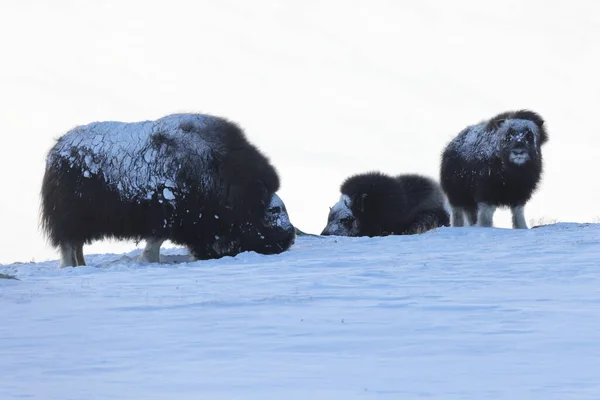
41,113,296,268
321,172,450,237
440,110,549,229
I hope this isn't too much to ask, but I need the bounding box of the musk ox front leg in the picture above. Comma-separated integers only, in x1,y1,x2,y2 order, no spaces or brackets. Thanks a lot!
476,203,496,227
464,208,477,226
511,205,528,229
59,242,85,268
465,209,477,226
59,243,76,268
75,244,86,266
137,237,165,263
450,206,477,226
450,207,465,227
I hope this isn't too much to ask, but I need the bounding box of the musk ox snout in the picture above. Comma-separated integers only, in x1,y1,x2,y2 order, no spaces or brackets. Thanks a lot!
265,194,293,230
321,195,359,236
238,193,297,256
500,122,540,165
508,147,530,165
263,193,297,246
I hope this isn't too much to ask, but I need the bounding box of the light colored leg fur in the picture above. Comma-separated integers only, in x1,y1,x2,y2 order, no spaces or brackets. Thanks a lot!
451,207,465,227
59,243,77,268
476,203,496,227
464,209,477,226
74,243,86,266
511,205,528,229
138,237,164,263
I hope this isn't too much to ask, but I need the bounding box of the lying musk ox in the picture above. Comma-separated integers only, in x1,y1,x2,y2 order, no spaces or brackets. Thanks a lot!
41,113,296,268
440,110,549,229
321,172,450,237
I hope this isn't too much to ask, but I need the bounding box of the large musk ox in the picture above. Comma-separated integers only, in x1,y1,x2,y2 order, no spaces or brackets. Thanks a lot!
41,113,296,268
440,110,549,229
321,172,450,237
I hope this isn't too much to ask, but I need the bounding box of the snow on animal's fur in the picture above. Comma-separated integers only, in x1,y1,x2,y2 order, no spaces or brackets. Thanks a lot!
321,172,450,237
41,113,296,268
50,115,217,201
440,110,549,229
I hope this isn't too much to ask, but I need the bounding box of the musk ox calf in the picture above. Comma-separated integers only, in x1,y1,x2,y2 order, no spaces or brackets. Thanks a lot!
440,110,549,229
321,172,450,237
41,113,296,268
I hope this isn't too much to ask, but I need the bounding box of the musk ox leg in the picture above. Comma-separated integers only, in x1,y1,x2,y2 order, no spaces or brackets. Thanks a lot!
59,242,86,267
59,243,78,268
511,205,528,229
74,243,86,266
138,237,164,263
476,203,496,227
464,208,477,226
450,207,465,227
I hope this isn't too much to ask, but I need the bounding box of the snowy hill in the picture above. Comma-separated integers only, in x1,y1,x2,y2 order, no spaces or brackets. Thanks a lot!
2,223,600,399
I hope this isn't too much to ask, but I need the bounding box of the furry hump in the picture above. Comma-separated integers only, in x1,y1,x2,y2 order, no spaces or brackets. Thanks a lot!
440,109,549,229
321,171,449,237
40,113,296,267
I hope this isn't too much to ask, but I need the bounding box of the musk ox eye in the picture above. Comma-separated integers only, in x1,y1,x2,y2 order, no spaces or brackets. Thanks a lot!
341,217,354,225
525,130,534,142
269,206,281,214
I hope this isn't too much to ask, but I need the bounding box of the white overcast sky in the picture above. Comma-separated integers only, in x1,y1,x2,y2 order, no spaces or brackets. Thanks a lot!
1,0,599,264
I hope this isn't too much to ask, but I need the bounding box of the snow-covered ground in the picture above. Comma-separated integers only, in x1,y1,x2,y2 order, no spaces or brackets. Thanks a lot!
2,223,600,399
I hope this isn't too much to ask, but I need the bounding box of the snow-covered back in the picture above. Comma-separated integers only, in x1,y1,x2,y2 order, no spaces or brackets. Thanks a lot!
48,113,220,201
450,119,540,161
2,222,599,399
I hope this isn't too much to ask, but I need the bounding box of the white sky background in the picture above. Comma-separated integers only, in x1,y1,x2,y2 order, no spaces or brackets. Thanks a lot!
0,0,599,264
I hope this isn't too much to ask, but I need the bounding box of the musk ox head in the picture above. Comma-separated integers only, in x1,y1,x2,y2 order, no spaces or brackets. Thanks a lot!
188,192,296,260
486,110,547,167
244,192,296,255
321,194,359,236
495,119,540,166
264,193,294,232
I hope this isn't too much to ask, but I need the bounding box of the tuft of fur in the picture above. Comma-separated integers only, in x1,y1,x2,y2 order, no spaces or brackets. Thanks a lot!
440,109,549,229
321,172,450,237
41,113,296,267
